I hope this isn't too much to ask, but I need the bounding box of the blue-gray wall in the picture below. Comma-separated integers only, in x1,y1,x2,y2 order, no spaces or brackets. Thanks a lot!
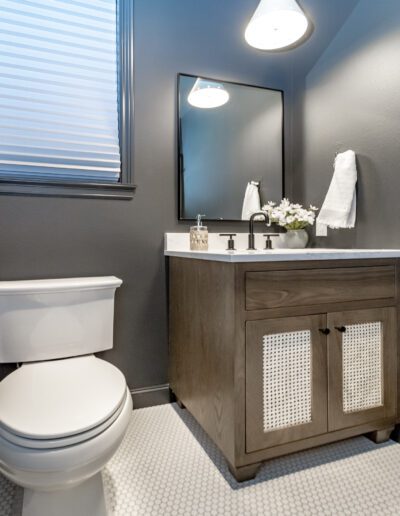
297,0,400,248
0,0,293,392
0,0,365,400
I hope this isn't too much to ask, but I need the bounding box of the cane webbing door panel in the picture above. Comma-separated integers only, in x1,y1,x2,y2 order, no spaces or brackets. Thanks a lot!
328,308,397,432
246,315,328,453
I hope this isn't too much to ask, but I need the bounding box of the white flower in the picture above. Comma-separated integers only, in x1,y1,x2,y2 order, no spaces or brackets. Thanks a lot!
261,198,318,230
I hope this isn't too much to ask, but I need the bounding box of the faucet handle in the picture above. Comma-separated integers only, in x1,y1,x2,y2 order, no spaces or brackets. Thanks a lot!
219,233,237,251
263,233,279,250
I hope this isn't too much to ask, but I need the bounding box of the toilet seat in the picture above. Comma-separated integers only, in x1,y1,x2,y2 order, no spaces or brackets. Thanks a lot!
0,355,127,445
0,389,128,449
0,386,132,493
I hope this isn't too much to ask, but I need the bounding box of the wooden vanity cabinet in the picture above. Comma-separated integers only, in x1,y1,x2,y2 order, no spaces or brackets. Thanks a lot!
169,258,400,481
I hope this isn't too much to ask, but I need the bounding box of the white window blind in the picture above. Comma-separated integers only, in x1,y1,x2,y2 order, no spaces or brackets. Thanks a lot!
0,0,121,183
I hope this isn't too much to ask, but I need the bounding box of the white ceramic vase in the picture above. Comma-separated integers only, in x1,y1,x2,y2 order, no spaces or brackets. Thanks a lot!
279,229,309,249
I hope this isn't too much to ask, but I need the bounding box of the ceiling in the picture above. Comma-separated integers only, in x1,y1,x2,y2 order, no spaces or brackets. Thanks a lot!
216,0,362,81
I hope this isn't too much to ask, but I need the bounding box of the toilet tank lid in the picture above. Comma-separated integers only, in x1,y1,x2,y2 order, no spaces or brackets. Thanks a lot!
0,276,122,295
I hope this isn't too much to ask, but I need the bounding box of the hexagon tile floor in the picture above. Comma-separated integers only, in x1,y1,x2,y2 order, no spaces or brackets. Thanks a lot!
3,404,400,515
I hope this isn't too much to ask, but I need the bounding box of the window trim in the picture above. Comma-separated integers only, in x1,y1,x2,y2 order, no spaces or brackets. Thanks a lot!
0,0,136,201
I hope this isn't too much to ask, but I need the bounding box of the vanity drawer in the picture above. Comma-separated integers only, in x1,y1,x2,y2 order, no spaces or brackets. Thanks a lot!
245,266,396,310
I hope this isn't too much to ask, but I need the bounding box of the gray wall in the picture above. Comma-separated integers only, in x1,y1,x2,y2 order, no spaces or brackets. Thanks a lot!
297,0,400,248
0,0,367,397
0,0,293,391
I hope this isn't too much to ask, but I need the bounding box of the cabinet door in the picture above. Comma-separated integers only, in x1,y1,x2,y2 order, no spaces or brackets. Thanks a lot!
328,307,397,432
246,315,328,453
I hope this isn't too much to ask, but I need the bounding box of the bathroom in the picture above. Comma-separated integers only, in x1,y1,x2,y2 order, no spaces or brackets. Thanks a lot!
1,0,400,514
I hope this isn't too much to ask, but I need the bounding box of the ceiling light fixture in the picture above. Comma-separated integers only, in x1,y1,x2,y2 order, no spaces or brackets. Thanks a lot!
245,0,309,51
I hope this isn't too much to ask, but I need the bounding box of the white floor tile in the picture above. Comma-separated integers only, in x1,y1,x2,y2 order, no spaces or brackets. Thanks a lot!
3,403,400,515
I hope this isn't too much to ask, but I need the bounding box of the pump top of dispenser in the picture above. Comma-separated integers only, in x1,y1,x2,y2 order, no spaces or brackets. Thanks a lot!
192,214,206,230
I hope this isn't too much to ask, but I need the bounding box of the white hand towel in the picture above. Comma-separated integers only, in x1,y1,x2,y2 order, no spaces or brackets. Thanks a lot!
241,181,261,220
316,150,357,237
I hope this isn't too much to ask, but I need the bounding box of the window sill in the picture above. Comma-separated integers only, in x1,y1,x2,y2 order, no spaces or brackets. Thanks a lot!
0,179,136,200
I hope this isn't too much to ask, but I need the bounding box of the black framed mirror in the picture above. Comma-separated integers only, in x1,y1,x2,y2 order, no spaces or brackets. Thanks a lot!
178,73,284,221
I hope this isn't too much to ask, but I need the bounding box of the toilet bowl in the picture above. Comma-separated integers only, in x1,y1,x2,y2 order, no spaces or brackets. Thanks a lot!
0,277,131,516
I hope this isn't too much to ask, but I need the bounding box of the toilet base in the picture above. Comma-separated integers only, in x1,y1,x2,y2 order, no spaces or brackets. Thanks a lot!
22,473,109,516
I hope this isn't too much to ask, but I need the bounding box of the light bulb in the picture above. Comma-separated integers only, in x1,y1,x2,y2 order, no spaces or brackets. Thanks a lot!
187,79,230,109
245,0,309,51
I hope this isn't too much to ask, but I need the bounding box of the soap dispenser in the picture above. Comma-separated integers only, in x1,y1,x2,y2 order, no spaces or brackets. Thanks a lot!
190,214,208,251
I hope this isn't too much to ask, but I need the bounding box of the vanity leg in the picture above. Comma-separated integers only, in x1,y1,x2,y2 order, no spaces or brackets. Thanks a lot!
389,426,400,442
176,399,186,410
228,462,261,482
169,389,185,408
366,426,394,444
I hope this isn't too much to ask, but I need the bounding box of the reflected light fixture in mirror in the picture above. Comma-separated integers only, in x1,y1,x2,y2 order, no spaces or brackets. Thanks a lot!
245,0,309,50
187,78,230,109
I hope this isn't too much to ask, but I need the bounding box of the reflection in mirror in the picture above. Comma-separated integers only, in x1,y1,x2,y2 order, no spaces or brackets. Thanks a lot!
178,74,284,221
187,78,230,109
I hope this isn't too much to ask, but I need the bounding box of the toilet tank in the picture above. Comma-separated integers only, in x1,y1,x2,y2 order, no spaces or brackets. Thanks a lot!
0,276,122,363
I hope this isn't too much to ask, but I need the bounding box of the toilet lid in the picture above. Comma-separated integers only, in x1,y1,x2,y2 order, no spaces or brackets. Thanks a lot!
0,355,127,439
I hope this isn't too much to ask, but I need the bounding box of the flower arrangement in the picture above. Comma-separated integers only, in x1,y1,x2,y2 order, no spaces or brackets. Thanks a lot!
262,198,318,230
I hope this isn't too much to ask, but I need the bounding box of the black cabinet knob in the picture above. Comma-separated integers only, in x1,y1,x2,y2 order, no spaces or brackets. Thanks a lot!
319,328,331,335
335,326,346,333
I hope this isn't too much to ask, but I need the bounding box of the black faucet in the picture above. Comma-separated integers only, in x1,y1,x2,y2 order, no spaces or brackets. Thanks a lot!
248,212,270,250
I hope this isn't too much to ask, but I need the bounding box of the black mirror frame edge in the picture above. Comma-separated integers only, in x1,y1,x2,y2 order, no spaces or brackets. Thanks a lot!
0,0,136,201
177,73,285,222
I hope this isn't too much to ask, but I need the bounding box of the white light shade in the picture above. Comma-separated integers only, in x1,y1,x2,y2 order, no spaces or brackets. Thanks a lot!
245,0,309,50
188,79,230,109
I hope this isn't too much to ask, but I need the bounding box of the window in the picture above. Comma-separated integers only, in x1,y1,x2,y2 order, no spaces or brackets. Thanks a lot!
0,0,134,199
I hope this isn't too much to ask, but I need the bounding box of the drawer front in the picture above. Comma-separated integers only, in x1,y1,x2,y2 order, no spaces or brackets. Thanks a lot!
245,266,396,311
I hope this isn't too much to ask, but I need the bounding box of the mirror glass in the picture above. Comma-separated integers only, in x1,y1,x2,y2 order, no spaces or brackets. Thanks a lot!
178,74,284,221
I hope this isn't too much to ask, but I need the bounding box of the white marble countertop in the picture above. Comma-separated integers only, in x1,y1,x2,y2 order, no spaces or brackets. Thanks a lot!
164,233,400,263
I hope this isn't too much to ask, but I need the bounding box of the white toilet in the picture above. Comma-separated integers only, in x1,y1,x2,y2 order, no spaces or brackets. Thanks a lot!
0,276,132,516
